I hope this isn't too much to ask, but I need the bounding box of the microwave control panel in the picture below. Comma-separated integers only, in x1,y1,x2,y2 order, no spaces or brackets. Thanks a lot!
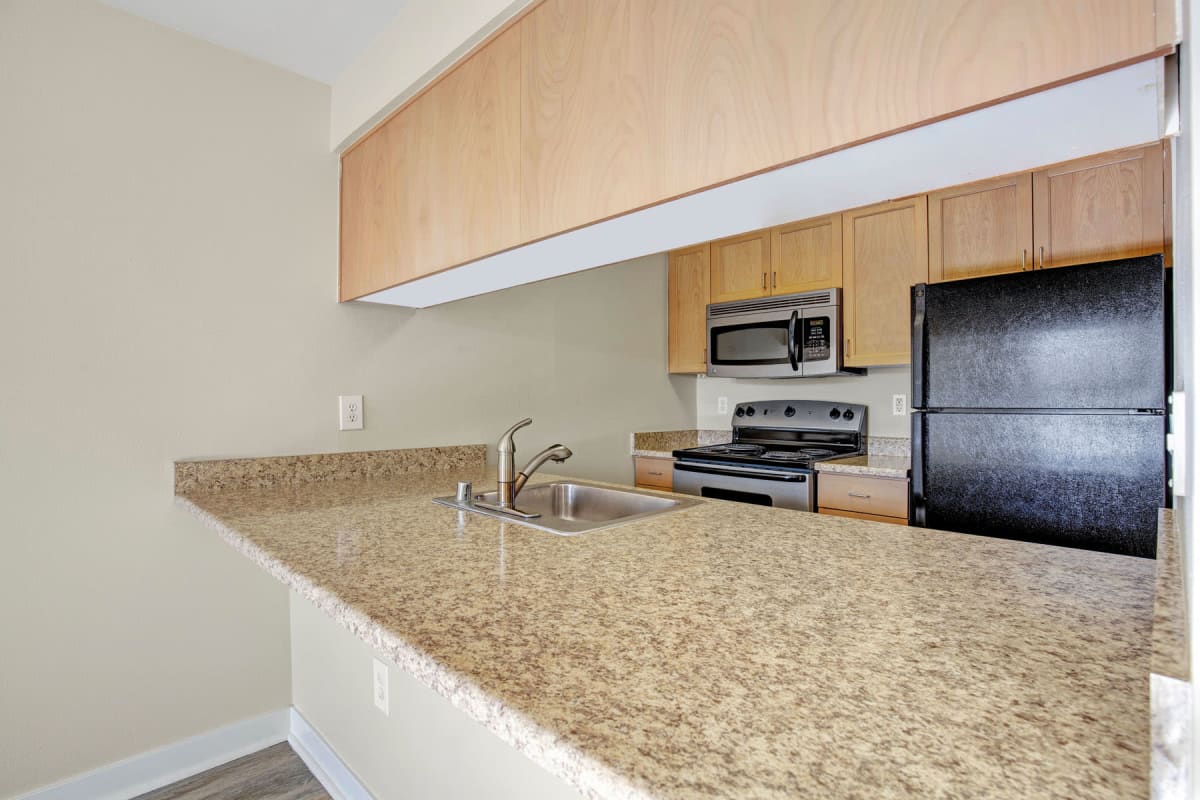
801,316,831,361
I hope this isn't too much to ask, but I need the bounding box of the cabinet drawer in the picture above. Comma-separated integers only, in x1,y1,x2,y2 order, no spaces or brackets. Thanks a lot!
819,507,907,526
634,457,674,490
818,473,907,518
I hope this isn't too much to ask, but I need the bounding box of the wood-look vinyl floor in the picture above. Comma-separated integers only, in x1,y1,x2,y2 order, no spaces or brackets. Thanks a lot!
132,742,330,800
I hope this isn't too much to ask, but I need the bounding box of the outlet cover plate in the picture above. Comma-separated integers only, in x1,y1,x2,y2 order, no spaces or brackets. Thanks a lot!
372,658,389,715
339,395,364,431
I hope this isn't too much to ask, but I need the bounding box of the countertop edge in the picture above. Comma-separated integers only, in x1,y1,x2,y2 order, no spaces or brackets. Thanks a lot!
1151,508,1189,680
814,456,911,479
175,494,651,800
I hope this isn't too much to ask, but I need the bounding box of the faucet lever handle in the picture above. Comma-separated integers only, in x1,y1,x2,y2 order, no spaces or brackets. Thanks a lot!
498,417,533,452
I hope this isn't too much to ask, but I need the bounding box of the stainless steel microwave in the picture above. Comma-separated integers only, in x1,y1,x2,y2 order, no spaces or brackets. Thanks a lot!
706,289,866,378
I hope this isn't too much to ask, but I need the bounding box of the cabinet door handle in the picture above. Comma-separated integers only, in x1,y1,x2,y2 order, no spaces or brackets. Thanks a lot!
1038,246,1045,269
772,272,777,289
1021,249,1027,271
647,470,664,477
848,492,872,499
762,273,767,290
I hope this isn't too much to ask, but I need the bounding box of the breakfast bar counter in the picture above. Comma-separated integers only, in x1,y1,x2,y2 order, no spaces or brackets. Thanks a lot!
176,450,1155,800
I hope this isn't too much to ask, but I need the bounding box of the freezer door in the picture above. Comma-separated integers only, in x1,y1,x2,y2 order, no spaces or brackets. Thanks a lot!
912,411,1164,558
913,256,1164,409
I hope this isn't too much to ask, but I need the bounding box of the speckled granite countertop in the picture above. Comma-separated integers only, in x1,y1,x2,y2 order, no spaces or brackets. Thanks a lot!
1152,509,1187,680
814,454,910,478
176,459,1156,800
630,430,729,458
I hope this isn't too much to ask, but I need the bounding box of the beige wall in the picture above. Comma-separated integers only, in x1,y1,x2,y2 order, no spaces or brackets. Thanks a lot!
0,2,693,795
330,0,533,151
290,593,582,799
695,368,913,439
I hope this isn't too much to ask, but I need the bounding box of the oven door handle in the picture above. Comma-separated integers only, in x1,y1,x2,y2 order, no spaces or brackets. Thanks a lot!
673,462,807,482
787,309,800,372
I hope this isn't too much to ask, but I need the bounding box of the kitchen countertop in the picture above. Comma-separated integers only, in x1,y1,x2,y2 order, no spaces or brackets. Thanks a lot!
1152,509,1188,680
814,453,910,479
630,429,729,459
177,463,1155,800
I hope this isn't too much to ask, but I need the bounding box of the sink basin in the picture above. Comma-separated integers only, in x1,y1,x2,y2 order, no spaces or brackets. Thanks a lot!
433,481,700,535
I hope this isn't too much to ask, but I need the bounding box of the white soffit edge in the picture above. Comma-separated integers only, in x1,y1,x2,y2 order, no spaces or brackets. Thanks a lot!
360,60,1166,309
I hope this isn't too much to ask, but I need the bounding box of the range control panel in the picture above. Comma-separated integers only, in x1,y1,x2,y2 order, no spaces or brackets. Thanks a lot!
731,400,867,433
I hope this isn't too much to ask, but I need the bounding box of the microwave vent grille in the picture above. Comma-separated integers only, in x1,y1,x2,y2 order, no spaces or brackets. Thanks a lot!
708,290,835,317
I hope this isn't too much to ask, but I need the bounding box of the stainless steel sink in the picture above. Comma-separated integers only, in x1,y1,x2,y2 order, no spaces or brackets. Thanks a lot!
433,481,700,535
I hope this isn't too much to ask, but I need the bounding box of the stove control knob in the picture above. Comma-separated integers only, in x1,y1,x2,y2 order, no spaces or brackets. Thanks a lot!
829,408,841,419
735,407,745,418
746,406,756,417
784,406,796,417
842,409,855,421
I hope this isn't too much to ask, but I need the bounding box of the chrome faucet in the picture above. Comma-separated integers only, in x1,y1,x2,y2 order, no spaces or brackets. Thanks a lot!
496,418,572,508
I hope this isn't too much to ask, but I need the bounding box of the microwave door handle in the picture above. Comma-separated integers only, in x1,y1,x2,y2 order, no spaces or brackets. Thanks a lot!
787,309,800,372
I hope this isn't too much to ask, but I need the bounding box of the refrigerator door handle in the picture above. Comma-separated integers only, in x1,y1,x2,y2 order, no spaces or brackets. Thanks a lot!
911,285,926,408
910,412,925,527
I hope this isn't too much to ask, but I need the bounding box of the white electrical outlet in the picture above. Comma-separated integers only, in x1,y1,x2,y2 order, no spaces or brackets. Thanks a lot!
892,394,907,416
717,396,729,414
372,658,389,715
339,395,364,431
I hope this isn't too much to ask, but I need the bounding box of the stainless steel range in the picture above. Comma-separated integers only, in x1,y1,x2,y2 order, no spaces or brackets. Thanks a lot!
672,400,867,512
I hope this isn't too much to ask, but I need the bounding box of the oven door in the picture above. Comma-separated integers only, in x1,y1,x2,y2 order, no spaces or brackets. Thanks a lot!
706,307,799,378
672,462,813,511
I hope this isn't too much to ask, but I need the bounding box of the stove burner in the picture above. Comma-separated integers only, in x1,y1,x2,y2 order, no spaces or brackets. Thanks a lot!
704,443,764,456
762,451,812,462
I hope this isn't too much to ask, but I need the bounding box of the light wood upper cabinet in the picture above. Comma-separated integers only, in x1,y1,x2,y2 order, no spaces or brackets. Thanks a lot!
520,0,661,242
668,244,710,374
710,230,771,303
929,173,1033,282
772,215,843,294
340,25,521,301
655,0,1158,200
432,26,523,272
842,196,929,367
1033,142,1165,269
340,0,1162,301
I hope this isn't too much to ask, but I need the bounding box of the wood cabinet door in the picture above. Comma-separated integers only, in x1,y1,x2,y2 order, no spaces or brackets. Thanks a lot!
842,196,929,367
668,244,711,374
520,0,661,242
710,230,770,303
1032,142,1165,269
929,173,1033,282
340,26,521,301
655,0,1157,201
771,215,842,294
429,25,523,273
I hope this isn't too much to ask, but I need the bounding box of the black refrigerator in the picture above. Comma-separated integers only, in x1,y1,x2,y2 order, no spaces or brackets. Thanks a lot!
910,255,1168,558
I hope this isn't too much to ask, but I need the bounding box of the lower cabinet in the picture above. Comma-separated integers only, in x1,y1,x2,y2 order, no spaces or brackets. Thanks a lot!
634,456,674,490
817,472,908,525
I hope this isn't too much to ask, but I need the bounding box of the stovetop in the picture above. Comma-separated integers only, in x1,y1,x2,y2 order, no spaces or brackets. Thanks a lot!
673,400,867,470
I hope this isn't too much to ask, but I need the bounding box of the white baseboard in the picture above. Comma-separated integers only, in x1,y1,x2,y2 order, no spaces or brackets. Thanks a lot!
14,708,290,800
288,708,374,800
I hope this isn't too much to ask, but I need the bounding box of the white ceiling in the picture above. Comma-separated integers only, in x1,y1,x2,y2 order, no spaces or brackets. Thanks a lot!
98,0,411,84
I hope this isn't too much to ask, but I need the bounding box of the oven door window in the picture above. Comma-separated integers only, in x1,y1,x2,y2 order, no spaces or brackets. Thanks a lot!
710,321,793,366
801,316,831,363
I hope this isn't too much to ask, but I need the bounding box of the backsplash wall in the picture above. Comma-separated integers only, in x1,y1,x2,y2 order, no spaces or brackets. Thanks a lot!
695,367,913,438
